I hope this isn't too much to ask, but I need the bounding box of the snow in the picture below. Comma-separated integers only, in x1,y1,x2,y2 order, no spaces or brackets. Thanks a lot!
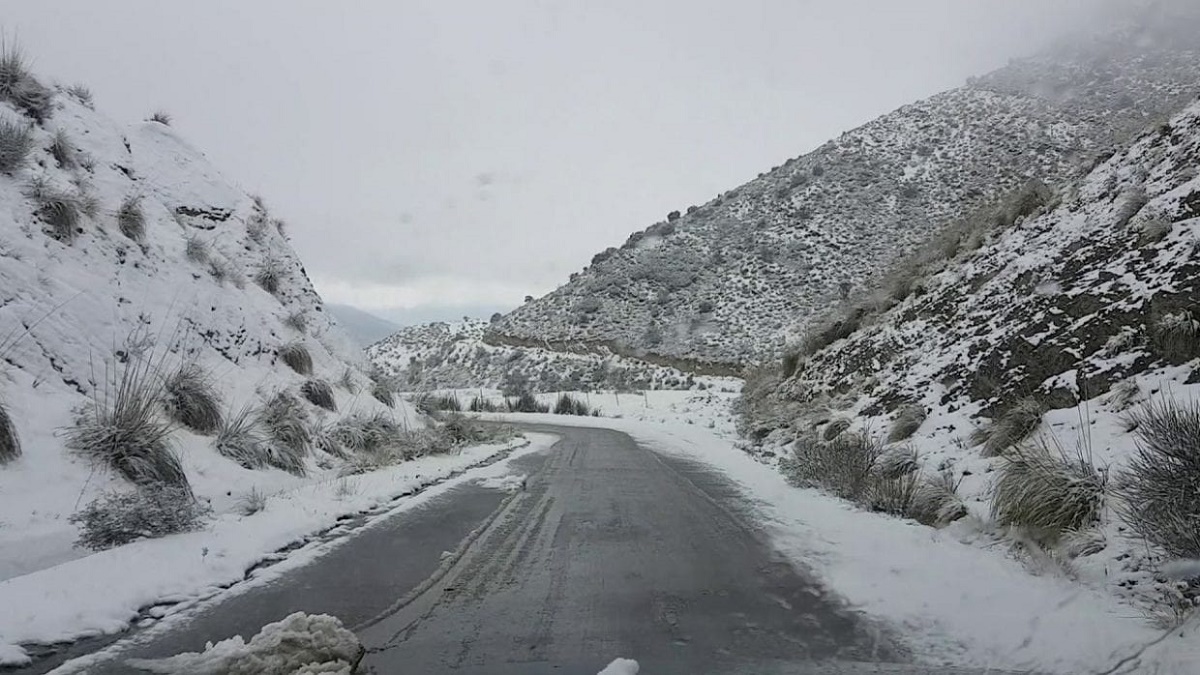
596,657,640,675
124,612,362,675
478,412,1200,675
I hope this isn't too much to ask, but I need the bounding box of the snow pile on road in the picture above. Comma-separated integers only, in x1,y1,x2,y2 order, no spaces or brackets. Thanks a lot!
125,612,363,674
596,657,640,675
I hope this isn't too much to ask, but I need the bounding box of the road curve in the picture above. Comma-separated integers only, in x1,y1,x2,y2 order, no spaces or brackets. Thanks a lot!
62,424,957,674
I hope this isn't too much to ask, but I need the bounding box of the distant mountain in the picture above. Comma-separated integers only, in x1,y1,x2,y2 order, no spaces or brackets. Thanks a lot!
327,303,400,347
488,17,1200,369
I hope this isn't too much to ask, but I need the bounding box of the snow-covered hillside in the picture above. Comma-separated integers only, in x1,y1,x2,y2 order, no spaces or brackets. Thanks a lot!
367,318,737,393
489,20,1200,368
740,91,1200,619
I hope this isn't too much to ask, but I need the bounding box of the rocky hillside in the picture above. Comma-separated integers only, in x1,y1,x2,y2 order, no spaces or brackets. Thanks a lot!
489,18,1200,369
0,57,421,582
738,90,1200,612
367,319,734,393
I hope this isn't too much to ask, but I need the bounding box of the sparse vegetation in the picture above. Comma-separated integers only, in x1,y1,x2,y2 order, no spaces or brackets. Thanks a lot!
148,111,172,125
991,439,1105,544
31,186,82,242
876,445,919,479
507,391,549,413
0,118,33,173
214,405,271,470
416,393,461,414
255,255,285,295
972,398,1046,457
278,341,313,375
469,395,501,412
49,129,76,169
781,432,881,501
908,471,968,527
822,418,851,441
0,399,19,464
162,363,222,434
0,43,53,121
887,405,926,442
66,355,188,490
65,83,93,108
1137,219,1173,246
553,393,591,416
70,487,210,551
118,195,146,242
185,235,210,264
255,391,310,475
1151,310,1200,363
370,378,396,408
337,367,358,394
301,379,337,412
236,487,268,516
283,310,308,333
1115,398,1200,559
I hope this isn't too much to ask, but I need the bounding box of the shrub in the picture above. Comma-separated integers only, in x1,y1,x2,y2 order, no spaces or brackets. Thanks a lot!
876,445,919,480
1115,398,1200,559
118,195,146,242
49,129,76,169
255,256,285,295
301,379,337,412
781,432,881,500
553,393,590,416
66,83,93,108
822,418,851,441
255,392,310,474
887,405,926,442
247,213,269,244
0,118,32,173
331,412,400,455
800,307,867,356
991,439,1106,544
148,111,172,125
66,358,188,490
70,487,210,551
371,379,396,408
337,367,358,394
441,413,493,444
214,405,271,469
972,398,1045,457
781,351,801,378
909,471,968,527
78,191,100,219
469,395,500,413
507,391,549,413
278,341,313,375
0,44,52,121
417,394,461,413
1137,220,1173,246
32,188,82,242
1113,188,1149,229
162,363,222,434
0,399,19,463
236,487,267,516
283,310,308,333
1151,311,1200,363
185,235,210,264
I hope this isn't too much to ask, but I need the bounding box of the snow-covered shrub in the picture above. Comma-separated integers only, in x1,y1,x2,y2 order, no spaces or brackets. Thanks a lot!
507,391,549,413
909,471,968,527
65,83,93,108
162,363,222,434
214,405,271,469
876,445,919,479
278,341,313,375
300,379,336,412
78,190,99,219
867,471,920,516
0,44,52,122
442,414,514,445
236,487,267,516
0,118,32,174
30,184,82,242
781,432,881,500
799,307,867,356
1108,377,1141,411
1151,311,1200,363
416,394,460,414
1113,187,1149,229
1116,398,1200,559
70,487,210,551
66,359,188,490
822,417,851,441
972,397,1046,457
283,310,308,333
330,412,399,455
247,212,269,244
553,393,590,416
49,129,76,169
118,195,145,242
887,404,926,442
1137,219,1173,246
370,378,395,408
0,398,19,463
780,350,802,378
184,235,210,264
256,391,310,474
255,255,285,295
336,367,358,394
468,395,501,412
148,110,172,125
991,439,1106,544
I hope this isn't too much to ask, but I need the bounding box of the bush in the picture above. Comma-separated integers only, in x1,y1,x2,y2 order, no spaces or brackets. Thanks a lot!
31,187,81,242
887,405,926,442
469,395,500,412
1115,398,1200,559
66,358,188,491
507,391,549,413
553,393,590,416
66,83,93,108
255,256,286,295
867,471,920,516
972,398,1045,457
117,195,146,242
781,432,881,500
0,44,52,121
256,392,310,475
822,418,851,441
185,235,210,264
1151,311,1200,363
301,379,337,412
214,405,271,469
283,310,308,333
417,394,461,413
0,399,19,463
1137,220,1173,247
162,363,222,434
909,471,968,527
800,307,867,356
148,111,172,125
278,341,313,375
236,487,267,516
70,487,210,551
876,445,919,479
991,439,1106,544
337,367,359,394
49,129,76,169
441,413,504,445
0,118,32,174
370,379,396,408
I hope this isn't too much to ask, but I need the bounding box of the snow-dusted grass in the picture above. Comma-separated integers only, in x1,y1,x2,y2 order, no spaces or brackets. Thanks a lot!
0,118,32,174
972,397,1045,457
49,128,76,170
0,398,18,463
299,378,336,412
991,438,1106,544
255,391,310,475
70,487,211,552
118,194,146,242
479,413,1200,673
278,341,312,375
162,363,223,435
887,404,926,442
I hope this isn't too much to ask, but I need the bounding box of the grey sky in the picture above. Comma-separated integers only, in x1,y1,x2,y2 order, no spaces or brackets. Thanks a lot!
3,1,1126,324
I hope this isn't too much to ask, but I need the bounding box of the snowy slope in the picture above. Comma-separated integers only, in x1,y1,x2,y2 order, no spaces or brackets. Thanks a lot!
489,20,1200,368
0,66,437,661
741,93,1200,616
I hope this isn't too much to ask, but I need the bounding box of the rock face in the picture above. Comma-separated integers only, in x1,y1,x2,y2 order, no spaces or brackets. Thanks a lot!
487,21,1200,368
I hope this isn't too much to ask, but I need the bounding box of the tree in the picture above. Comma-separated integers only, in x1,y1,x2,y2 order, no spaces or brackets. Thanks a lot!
667,210,681,222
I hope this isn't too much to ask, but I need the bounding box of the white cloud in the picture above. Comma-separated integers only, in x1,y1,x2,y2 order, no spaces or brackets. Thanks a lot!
311,275,540,312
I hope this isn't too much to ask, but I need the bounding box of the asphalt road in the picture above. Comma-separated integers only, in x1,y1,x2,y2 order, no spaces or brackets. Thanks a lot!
62,424,981,675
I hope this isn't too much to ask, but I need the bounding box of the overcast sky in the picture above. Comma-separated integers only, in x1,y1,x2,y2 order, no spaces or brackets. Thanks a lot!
2,0,1128,324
